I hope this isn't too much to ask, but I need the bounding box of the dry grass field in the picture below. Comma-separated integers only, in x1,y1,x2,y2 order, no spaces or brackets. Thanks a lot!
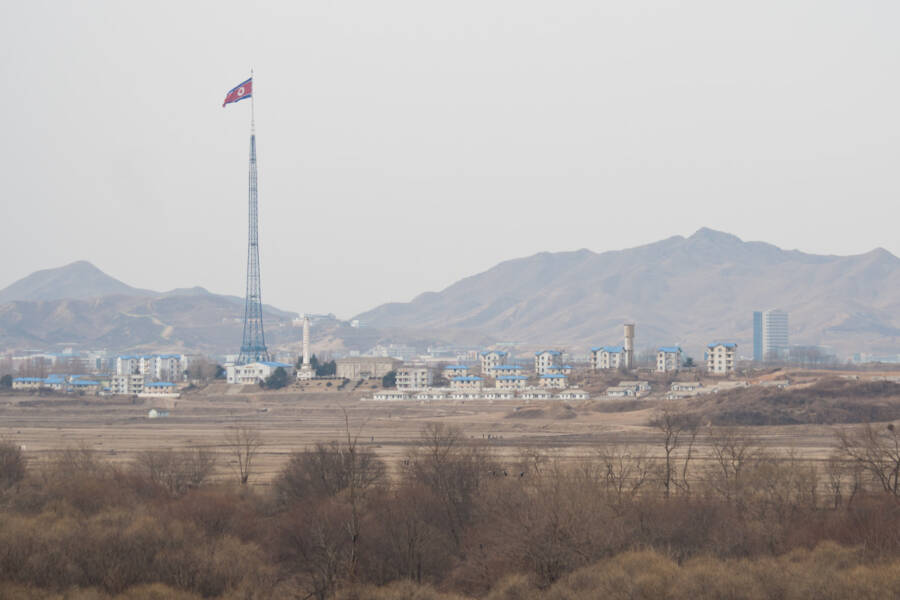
2,370,877,485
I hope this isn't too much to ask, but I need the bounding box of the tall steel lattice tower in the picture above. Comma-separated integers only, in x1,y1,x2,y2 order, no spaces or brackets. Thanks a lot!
237,130,270,364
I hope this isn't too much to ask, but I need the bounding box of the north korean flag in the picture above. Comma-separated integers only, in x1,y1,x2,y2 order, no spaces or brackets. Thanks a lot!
223,78,252,107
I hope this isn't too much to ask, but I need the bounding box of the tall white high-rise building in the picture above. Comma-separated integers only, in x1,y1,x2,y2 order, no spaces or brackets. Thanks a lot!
762,309,789,359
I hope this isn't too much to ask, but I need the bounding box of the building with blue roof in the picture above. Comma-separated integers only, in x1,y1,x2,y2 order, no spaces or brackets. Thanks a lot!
591,346,626,370
535,350,564,375
496,374,529,390
450,375,484,391
480,351,509,377
539,373,568,389
706,342,737,375
657,346,684,373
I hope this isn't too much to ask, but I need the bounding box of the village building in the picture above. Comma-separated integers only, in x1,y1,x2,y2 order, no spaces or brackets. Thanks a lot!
539,374,568,389
442,365,469,380
534,350,563,375
591,346,626,370
706,342,737,375
396,366,433,391
450,375,484,390
226,361,295,385
480,351,508,376
657,347,683,373
335,357,399,380
496,374,529,390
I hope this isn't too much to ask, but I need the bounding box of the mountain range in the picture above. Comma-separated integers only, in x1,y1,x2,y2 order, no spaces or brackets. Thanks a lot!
3,229,900,358
355,228,900,358
0,261,299,355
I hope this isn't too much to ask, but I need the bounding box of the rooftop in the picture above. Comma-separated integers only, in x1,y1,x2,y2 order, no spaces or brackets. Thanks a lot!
708,342,737,349
591,345,624,353
658,346,682,353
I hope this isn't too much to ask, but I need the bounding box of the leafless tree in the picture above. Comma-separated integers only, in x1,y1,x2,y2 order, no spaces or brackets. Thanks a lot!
133,446,217,496
706,427,760,504
650,406,700,498
224,424,262,485
835,423,900,498
595,443,652,508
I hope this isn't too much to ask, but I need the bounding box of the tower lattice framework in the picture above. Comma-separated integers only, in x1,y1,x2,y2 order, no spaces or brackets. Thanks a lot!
237,133,270,364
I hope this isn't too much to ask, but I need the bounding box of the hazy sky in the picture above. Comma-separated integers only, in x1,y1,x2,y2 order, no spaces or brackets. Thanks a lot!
1,1,898,318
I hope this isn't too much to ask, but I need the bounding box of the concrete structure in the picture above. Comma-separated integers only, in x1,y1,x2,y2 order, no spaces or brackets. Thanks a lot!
671,381,703,392
762,309,789,360
396,366,433,391
534,350,563,375
372,390,410,401
618,380,651,393
656,347,683,373
496,374,529,390
591,346,626,370
116,354,184,381
605,386,637,397
335,357,400,380
539,374,568,389
226,361,295,384
442,365,469,380
450,375,484,390
140,382,179,397
521,390,553,400
110,374,145,395
706,343,737,375
148,408,170,419
12,377,43,390
623,323,635,369
557,389,589,400
480,351,508,376
753,311,764,362
297,315,316,380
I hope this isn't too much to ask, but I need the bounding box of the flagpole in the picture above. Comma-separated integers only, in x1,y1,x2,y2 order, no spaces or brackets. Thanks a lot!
250,68,255,135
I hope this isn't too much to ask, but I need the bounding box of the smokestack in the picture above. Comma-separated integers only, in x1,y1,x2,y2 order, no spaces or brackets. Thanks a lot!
302,315,311,366
624,323,635,369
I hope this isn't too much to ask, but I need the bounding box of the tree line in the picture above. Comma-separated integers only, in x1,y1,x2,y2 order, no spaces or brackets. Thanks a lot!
1,412,900,598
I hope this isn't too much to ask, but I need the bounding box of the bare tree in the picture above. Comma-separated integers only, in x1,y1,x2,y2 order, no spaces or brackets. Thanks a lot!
133,446,217,496
595,444,652,508
224,424,262,485
650,406,700,499
835,423,900,498
706,427,760,504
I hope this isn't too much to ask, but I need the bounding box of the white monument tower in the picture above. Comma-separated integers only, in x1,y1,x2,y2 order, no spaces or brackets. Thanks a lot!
297,315,316,380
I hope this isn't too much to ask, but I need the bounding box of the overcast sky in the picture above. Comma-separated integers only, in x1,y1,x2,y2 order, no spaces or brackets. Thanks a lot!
1,1,898,318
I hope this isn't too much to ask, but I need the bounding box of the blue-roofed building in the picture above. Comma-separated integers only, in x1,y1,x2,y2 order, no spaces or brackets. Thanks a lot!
450,375,484,391
706,343,737,375
496,374,529,390
539,373,568,389
480,351,508,377
442,365,470,380
534,350,563,375
657,346,683,373
591,346,626,370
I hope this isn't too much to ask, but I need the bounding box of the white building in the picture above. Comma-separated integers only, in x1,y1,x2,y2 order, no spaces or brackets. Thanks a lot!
226,361,295,385
372,390,410,401
557,389,589,400
591,346,626,370
11,377,43,390
140,382,179,397
762,309,789,360
534,350,563,375
480,351,508,376
539,374,568,389
335,357,399,380
492,365,524,378
496,374,529,390
116,354,184,381
670,381,703,392
618,380,651,393
605,386,636,397
450,376,484,390
148,408,170,419
706,343,737,375
110,374,145,395
396,366,433,391
442,365,469,380
656,347,683,373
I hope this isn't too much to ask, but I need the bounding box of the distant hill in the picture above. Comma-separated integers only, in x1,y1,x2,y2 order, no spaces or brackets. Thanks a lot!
0,261,153,304
355,228,900,358
0,262,300,354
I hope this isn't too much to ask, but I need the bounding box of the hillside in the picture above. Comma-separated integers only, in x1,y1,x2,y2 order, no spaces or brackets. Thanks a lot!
355,228,900,358
0,261,153,303
0,262,301,354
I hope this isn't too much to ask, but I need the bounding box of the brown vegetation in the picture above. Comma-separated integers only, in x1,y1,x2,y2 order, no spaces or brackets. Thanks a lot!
3,419,900,598
689,378,900,425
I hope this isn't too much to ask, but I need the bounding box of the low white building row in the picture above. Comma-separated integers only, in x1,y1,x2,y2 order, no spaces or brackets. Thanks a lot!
369,387,590,402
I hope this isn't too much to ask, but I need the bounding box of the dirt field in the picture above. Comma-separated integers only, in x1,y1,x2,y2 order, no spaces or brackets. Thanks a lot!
0,377,856,486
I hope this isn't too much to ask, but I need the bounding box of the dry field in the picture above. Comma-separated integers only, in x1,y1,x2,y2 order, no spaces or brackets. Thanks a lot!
0,376,858,485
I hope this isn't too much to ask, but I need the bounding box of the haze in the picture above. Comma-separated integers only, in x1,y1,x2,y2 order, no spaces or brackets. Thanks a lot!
1,1,898,318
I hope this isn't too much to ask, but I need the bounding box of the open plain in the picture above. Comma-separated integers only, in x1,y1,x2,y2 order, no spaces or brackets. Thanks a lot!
0,372,871,486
